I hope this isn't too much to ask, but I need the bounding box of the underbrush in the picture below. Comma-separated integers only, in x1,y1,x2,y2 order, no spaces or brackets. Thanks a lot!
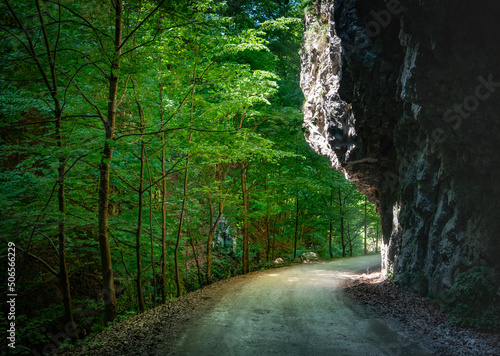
444,265,500,332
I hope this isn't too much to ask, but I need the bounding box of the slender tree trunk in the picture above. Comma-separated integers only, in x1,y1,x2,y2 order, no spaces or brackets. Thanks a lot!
206,196,222,285
135,139,146,313
56,106,76,333
53,61,75,338
241,165,249,274
329,188,334,258
206,198,214,285
29,0,77,331
271,214,278,261
364,196,368,255
56,102,77,334
174,48,199,296
189,236,202,287
160,83,168,304
144,146,157,307
149,173,157,307
293,142,299,259
132,74,147,313
97,0,122,323
133,78,147,312
264,177,271,261
347,220,353,257
265,214,271,262
375,223,379,253
293,189,299,258
175,140,191,297
338,188,345,258
206,198,223,285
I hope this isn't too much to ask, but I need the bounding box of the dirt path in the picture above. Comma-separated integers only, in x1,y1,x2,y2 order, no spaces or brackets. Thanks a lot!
164,255,430,356
65,255,436,356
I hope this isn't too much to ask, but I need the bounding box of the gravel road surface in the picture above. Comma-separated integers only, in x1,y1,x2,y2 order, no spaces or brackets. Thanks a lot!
167,255,431,356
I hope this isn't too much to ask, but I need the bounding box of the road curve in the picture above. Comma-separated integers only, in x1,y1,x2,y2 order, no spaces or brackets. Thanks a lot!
167,255,431,356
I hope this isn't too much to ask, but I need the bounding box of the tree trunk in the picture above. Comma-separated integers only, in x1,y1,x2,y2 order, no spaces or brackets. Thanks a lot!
175,133,192,297
206,197,224,285
265,214,271,262
29,0,77,331
160,83,168,304
56,103,76,334
148,169,157,307
135,138,146,313
132,73,147,313
329,188,334,258
347,220,353,257
375,223,379,253
189,235,202,287
364,196,368,255
98,0,123,323
293,189,299,258
56,107,76,334
143,130,157,307
174,48,199,296
338,188,345,258
241,165,249,274
206,198,214,285
271,214,278,261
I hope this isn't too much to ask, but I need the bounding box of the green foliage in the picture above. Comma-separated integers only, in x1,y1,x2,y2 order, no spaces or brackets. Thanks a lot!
446,265,500,331
10,305,65,355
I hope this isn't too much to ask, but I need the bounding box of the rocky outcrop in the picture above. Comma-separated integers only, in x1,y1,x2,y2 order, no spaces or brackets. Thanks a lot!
301,0,500,298
301,252,319,262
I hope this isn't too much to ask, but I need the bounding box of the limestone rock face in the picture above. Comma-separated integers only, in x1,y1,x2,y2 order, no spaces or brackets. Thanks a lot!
301,0,500,297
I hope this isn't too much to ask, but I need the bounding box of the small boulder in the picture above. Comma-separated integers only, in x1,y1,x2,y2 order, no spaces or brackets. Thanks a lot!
274,258,284,264
301,252,319,262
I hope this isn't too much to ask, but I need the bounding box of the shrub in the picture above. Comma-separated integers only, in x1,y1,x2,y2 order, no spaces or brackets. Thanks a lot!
447,265,500,331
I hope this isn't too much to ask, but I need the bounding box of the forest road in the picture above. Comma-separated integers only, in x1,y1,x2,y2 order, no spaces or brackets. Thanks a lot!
166,255,431,356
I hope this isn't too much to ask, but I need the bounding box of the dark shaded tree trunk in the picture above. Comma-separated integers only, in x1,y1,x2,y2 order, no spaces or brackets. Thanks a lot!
347,220,353,257
206,198,223,285
271,214,278,261
133,78,146,313
293,189,299,258
56,105,76,333
31,0,77,330
97,0,123,323
160,83,168,304
328,188,334,258
265,214,271,261
148,161,157,307
264,177,271,261
189,235,202,287
364,196,368,255
338,188,345,258
135,142,146,313
241,165,249,274
175,137,191,298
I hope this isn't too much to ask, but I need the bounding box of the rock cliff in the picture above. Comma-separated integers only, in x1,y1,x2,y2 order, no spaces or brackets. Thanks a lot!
301,0,500,298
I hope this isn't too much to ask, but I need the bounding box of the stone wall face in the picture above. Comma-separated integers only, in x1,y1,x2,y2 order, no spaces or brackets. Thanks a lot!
300,0,500,297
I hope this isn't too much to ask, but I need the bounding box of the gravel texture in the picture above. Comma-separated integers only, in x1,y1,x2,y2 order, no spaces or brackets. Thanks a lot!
343,271,500,356
60,256,500,356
